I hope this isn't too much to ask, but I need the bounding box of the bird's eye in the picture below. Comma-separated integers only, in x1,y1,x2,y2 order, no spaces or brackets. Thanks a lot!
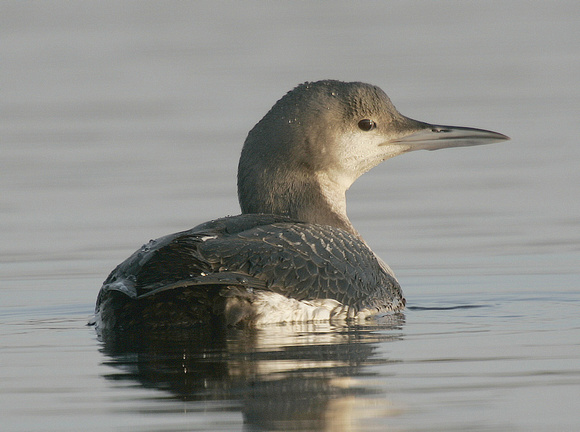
358,119,376,131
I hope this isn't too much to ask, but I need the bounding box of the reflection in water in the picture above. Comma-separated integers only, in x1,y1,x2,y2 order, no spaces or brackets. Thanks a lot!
99,315,404,431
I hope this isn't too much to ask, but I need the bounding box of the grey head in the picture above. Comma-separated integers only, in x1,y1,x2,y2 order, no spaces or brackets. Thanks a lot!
237,80,508,235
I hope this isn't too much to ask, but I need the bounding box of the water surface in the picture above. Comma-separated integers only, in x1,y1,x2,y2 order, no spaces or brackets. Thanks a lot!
2,1,579,431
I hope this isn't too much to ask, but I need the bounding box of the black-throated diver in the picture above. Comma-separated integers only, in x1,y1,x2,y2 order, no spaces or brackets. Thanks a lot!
93,80,508,330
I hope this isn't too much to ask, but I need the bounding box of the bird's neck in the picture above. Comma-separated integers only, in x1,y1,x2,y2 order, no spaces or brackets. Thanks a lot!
238,166,358,236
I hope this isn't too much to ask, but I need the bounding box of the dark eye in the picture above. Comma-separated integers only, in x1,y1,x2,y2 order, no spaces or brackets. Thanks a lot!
358,119,376,131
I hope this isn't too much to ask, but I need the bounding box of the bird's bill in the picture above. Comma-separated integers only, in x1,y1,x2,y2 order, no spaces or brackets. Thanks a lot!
389,119,510,151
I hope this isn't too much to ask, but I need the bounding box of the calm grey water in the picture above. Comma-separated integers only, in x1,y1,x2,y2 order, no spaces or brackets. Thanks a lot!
2,1,579,431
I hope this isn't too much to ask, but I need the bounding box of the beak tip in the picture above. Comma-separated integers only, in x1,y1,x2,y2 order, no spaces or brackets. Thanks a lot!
494,131,511,142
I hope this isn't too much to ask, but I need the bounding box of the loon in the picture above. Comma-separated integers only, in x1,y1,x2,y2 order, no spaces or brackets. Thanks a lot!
93,80,508,330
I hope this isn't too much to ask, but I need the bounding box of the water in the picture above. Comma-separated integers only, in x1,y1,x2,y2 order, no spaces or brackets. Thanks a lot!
2,1,579,431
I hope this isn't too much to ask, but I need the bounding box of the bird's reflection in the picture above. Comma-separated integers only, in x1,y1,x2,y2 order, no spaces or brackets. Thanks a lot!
99,315,405,431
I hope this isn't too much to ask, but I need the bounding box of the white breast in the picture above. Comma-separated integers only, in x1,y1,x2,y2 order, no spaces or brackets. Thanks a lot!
225,290,375,326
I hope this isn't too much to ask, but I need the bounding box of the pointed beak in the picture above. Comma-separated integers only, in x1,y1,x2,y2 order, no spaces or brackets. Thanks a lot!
388,118,509,152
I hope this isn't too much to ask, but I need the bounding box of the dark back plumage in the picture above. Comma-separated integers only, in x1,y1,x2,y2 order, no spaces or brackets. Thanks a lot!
96,214,403,329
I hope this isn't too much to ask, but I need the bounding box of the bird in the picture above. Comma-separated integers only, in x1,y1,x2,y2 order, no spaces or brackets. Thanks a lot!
93,80,508,331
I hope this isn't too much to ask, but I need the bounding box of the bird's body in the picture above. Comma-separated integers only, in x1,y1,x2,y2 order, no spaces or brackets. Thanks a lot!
94,214,403,329
94,80,508,331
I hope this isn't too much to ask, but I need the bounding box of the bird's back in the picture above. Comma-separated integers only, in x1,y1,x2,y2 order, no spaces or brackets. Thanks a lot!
94,214,404,331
